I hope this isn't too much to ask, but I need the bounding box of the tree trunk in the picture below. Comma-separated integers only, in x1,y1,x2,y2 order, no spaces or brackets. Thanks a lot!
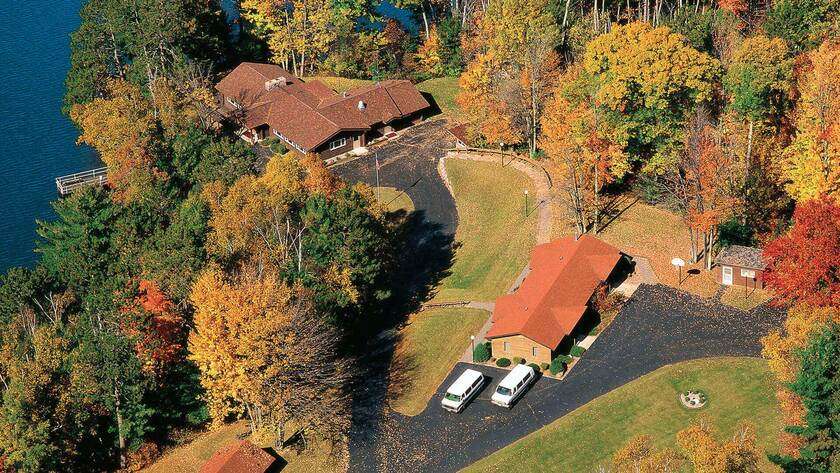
689,226,698,263
421,3,430,40
563,0,571,26
745,119,754,168
114,382,127,470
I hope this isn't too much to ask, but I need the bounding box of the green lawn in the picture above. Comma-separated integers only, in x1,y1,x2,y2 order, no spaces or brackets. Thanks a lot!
390,307,489,416
435,159,537,302
417,76,460,115
375,186,414,213
462,357,783,473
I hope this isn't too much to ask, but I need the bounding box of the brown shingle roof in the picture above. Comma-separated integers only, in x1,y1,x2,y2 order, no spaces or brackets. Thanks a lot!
715,245,766,270
486,236,622,349
200,440,276,473
215,63,430,151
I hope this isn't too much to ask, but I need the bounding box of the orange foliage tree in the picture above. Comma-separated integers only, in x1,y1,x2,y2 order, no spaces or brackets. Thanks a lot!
763,196,840,307
121,280,184,377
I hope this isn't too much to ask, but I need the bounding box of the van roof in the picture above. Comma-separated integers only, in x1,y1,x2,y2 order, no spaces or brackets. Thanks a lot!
499,364,534,389
447,369,483,396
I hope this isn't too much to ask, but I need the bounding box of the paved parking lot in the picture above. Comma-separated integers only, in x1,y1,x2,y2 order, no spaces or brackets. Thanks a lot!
348,283,785,472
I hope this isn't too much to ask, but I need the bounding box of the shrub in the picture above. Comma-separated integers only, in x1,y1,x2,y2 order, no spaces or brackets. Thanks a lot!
540,362,549,371
473,342,491,362
570,345,587,357
512,357,524,365
496,357,511,367
549,357,566,375
527,363,541,373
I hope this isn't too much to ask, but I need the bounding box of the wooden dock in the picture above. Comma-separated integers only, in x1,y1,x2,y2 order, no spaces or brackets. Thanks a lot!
55,167,108,196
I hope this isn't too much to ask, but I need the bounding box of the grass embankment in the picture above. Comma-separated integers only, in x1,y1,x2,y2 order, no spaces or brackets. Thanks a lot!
374,186,414,213
417,76,460,115
143,421,345,473
390,307,489,416
462,357,783,473
436,159,537,302
720,286,774,310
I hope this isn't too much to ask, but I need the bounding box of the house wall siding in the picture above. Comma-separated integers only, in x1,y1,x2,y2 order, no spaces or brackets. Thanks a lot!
490,335,552,365
314,131,361,159
715,264,765,289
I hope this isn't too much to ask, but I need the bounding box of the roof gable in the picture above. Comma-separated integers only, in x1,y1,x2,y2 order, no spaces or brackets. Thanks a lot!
200,440,276,473
487,236,622,349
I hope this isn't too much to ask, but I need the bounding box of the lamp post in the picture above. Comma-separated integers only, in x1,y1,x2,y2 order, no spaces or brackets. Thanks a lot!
470,335,476,362
524,189,529,217
671,258,686,286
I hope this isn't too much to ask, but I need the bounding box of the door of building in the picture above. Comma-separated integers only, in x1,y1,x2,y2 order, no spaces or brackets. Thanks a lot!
722,266,733,285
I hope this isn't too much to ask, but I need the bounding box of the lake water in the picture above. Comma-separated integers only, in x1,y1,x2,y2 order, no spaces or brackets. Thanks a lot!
0,0,416,274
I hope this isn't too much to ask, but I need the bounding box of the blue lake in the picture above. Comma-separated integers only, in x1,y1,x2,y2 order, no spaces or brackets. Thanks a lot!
0,0,416,273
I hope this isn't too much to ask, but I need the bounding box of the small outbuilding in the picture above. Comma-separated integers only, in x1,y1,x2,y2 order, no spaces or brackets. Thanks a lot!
714,245,767,290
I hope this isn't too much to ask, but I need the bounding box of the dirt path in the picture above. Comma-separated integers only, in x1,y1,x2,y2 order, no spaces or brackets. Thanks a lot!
442,151,554,244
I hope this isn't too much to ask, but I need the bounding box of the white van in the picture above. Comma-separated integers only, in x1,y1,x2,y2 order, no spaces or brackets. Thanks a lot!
491,364,535,408
441,369,485,413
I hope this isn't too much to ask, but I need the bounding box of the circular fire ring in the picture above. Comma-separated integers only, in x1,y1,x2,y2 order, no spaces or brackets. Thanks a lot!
679,390,708,409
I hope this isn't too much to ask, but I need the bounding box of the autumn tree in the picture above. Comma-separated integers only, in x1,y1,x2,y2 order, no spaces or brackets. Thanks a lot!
762,304,839,454
762,196,840,308
770,323,840,472
677,418,762,472
540,66,629,235
583,22,720,172
122,280,184,377
723,35,793,165
612,435,684,472
457,0,560,154
781,41,840,203
188,266,355,444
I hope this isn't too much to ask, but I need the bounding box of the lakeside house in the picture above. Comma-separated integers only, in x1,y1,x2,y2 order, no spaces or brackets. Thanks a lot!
714,245,767,290
215,62,431,159
486,235,624,365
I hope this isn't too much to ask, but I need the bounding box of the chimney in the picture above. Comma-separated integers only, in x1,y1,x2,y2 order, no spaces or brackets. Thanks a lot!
264,77,288,90
357,100,366,111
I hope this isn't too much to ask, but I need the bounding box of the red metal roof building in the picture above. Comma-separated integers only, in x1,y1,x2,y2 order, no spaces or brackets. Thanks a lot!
215,62,431,159
486,235,622,364
200,440,277,473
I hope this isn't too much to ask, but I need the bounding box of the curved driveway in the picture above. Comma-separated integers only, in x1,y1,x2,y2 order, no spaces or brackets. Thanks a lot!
349,284,785,472
331,119,458,235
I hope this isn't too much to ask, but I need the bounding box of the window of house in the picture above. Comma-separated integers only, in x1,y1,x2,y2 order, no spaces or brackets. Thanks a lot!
503,341,510,352
740,268,756,278
329,137,347,151
532,346,538,357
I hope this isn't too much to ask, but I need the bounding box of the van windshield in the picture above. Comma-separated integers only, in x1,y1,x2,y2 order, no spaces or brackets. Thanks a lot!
444,393,462,402
496,386,512,396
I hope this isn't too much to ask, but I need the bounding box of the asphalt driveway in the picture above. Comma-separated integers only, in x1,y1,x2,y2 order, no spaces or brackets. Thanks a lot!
349,283,785,472
331,119,458,235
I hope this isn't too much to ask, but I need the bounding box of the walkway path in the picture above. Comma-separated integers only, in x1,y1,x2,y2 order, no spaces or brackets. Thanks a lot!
348,284,785,472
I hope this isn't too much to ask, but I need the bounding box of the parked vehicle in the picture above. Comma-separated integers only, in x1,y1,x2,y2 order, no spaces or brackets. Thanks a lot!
491,364,535,408
441,369,485,413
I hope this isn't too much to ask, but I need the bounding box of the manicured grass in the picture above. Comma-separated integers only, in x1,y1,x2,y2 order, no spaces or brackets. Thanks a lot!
303,76,373,93
143,421,345,473
462,358,783,473
375,186,414,213
720,286,774,310
436,159,537,302
417,77,460,115
390,307,489,416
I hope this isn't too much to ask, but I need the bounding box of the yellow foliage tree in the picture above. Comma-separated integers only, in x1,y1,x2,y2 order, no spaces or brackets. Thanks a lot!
70,79,161,203
415,25,443,76
188,266,353,443
676,419,761,473
781,40,840,202
583,22,720,172
612,435,684,472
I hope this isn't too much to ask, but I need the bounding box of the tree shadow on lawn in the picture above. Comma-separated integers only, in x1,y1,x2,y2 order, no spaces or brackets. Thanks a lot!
346,208,456,454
